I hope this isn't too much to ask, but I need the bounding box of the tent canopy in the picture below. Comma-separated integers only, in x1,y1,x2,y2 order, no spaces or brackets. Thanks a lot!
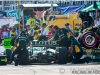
21,4,58,8
56,5,85,14
81,2,100,12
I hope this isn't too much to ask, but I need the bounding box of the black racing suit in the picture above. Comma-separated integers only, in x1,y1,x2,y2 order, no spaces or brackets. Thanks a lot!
71,38,88,64
54,28,71,49
10,34,29,66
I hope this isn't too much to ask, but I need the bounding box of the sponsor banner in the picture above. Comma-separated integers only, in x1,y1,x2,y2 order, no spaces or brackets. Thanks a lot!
0,17,16,26
4,10,22,20
48,15,72,28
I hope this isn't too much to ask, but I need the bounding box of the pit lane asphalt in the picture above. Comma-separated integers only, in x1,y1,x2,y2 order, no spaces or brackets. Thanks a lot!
0,63,100,75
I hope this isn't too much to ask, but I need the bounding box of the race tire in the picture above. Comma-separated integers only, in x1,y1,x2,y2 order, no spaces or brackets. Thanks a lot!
19,50,29,65
58,47,68,64
79,31,99,49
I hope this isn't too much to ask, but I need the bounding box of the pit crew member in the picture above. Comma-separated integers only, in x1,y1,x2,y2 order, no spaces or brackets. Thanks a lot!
68,36,89,64
8,31,30,66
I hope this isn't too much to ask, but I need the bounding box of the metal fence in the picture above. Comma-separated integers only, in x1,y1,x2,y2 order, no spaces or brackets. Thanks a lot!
0,0,100,10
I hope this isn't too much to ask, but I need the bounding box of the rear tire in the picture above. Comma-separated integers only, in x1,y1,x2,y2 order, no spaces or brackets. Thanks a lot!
58,47,68,64
19,50,29,65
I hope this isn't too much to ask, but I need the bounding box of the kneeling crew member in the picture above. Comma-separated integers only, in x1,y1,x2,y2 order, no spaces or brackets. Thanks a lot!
9,31,30,66
68,36,89,64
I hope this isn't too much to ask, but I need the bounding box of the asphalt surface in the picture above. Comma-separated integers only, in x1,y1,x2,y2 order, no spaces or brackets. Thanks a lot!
0,63,100,75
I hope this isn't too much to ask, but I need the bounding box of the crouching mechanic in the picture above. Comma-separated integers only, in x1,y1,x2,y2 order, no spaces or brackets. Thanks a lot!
8,31,30,66
68,36,89,64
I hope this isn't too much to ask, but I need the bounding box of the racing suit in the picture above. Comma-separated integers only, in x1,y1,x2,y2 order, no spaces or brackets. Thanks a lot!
54,28,72,49
10,34,30,66
70,37,88,64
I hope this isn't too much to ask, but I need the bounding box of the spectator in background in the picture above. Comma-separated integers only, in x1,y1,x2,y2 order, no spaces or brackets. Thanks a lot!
26,14,36,30
84,12,94,27
26,25,34,36
40,23,48,35
13,21,19,35
48,25,55,40
94,17,100,26
0,26,10,40
10,26,17,37
36,23,48,41
65,23,72,31
26,25,34,40
94,10,100,26
78,11,94,27
65,23,73,35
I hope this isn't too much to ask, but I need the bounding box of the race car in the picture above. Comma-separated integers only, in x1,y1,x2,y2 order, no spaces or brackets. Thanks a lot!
3,35,72,65
26,38,71,64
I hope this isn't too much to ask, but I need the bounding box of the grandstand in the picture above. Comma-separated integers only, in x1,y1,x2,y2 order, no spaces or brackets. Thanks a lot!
0,0,100,10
